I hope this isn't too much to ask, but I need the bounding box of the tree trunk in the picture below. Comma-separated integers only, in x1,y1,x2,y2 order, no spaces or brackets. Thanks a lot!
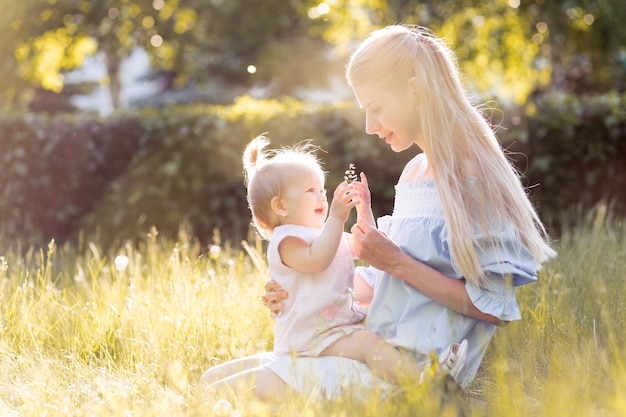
103,42,122,110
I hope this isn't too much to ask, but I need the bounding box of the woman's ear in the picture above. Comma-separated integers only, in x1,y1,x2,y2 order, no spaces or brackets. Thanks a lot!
271,196,288,217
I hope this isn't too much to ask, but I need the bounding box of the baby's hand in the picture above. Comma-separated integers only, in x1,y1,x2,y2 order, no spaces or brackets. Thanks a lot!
328,181,358,223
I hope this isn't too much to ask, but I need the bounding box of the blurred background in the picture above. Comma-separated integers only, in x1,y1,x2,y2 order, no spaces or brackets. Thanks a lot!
1,0,625,250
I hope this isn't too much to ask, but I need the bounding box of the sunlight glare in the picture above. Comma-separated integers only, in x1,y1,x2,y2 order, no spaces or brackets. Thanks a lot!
308,2,330,19
108,8,119,19
318,3,330,14
536,21,548,33
143,16,155,29
151,34,163,47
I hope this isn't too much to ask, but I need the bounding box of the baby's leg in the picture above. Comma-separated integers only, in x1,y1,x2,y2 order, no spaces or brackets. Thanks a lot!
320,331,423,384
199,355,265,386
207,365,296,402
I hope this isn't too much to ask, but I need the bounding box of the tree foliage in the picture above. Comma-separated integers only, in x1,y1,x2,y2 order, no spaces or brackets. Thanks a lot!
2,0,324,109
340,0,626,102
1,0,624,110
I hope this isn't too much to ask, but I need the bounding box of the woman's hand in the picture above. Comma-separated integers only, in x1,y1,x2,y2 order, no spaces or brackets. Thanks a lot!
350,221,401,271
261,279,288,318
350,173,375,227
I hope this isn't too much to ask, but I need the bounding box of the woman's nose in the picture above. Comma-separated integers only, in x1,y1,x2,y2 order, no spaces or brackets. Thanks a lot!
365,113,379,134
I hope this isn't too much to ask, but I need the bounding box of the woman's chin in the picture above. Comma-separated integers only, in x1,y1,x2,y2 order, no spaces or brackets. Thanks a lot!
390,142,411,153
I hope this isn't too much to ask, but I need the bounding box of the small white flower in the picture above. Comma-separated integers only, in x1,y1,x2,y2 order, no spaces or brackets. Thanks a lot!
114,255,129,272
209,245,221,260
74,265,86,282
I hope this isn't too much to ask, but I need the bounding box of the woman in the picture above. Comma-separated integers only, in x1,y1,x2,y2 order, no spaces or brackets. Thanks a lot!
258,23,555,395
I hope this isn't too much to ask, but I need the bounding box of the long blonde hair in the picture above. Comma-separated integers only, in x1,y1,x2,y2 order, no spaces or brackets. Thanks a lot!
346,25,556,285
242,135,325,239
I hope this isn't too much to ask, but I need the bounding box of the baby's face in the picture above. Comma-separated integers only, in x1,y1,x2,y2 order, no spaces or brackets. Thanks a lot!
278,168,328,229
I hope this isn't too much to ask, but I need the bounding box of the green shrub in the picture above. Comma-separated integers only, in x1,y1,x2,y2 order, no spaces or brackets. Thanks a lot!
0,112,142,246
83,97,413,250
502,91,626,230
2,92,625,250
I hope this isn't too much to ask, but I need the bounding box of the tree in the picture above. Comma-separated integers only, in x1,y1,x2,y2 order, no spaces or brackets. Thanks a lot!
3,0,623,110
1,0,328,110
516,0,626,94
1,0,97,107
315,0,626,102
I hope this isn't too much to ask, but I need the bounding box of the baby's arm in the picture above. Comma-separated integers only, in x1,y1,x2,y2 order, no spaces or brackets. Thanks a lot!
279,181,357,273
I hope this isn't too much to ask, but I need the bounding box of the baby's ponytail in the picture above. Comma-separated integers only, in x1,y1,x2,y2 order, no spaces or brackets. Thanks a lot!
242,134,270,187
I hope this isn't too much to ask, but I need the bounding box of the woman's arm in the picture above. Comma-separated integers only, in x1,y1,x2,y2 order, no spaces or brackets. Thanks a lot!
350,221,508,327
352,173,376,228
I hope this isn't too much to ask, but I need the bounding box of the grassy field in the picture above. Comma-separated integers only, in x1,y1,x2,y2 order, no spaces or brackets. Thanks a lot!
1,209,625,417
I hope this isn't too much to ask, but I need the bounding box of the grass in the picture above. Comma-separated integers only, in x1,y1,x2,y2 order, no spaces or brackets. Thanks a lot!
0,209,625,416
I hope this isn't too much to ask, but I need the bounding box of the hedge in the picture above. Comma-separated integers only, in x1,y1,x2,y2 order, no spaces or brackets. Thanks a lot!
501,91,626,228
0,96,413,250
1,92,624,251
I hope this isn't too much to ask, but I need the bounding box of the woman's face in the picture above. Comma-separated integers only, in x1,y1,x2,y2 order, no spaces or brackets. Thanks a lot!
351,78,424,153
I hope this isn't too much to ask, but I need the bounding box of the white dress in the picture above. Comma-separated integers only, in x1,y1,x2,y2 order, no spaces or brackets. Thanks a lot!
268,224,366,356
263,155,539,395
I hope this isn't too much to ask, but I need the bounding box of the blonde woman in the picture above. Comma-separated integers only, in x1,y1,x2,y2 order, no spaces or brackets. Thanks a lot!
262,24,556,394
200,135,467,402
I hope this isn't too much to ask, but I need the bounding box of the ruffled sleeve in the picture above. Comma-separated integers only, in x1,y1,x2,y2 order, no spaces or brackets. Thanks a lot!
465,274,522,321
443,223,539,321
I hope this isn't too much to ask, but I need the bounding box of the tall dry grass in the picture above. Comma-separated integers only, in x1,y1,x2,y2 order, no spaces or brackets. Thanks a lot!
0,209,624,416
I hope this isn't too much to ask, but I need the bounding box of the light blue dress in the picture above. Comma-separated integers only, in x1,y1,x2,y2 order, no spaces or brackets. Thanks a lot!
262,167,539,396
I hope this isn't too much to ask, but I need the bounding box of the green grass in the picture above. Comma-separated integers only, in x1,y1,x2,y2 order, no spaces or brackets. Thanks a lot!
1,210,625,416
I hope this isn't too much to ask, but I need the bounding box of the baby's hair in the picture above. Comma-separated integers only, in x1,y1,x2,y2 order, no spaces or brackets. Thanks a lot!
242,134,326,239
